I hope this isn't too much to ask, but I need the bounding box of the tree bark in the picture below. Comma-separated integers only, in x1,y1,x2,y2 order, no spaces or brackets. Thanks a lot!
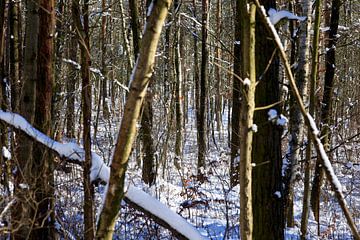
230,0,242,186
301,0,322,237
9,0,20,111
239,2,256,239
253,2,360,238
96,1,172,238
174,0,183,158
72,0,95,238
197,0,208,172
285,0,311,229
31,0,55,238
11,0,39,237
311,0,340,227
252,1,285,239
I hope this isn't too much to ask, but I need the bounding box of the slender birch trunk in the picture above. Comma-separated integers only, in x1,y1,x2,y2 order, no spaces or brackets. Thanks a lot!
96,1,172,238
239,2,256,239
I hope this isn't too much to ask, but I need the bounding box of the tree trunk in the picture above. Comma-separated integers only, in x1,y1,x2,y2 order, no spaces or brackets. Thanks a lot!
285,0,311,228
72,0,95,238
174,0,183,158
101,0,109,119
252,1,285,239
66,26,78,139
11,0,38,237
253,2,360,237
300,0,322,237
96,1,172,238
311,0,340,228
239,2,256,239
197,0,208,172
230,0,242,186
9,0,20,111
214,0,222,135
30,0,55,238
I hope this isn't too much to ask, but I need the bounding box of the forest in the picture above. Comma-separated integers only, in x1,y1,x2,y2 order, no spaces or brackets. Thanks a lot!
0,0,359,239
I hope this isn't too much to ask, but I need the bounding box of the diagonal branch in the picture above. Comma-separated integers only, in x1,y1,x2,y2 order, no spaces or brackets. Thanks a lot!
254,1,360,239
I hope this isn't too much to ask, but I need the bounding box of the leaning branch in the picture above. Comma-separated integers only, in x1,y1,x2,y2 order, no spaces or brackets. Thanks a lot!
0,110,205,239
254,2,360,239
0,110,110,183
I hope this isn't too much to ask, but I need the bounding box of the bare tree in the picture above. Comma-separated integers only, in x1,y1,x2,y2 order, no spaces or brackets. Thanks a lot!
96,1,172,238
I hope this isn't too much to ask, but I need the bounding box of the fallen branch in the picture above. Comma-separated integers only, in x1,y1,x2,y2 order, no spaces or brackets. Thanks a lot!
0,110,110,183
125,186,205,240
0,110,205,239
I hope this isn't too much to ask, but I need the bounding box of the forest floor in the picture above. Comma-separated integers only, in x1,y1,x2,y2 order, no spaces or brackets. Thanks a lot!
52,102,360,239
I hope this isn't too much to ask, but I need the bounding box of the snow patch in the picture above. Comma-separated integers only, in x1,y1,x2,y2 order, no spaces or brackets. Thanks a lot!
243,78,251,86
2,146,11,160
126,185,207,240
268,8,306,25
268,109,278,121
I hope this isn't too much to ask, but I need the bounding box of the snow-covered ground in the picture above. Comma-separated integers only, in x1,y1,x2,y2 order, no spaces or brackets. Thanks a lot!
51,98,360,239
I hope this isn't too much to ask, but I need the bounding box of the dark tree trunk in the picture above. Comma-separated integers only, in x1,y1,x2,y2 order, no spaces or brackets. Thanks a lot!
311,0,340,225
72,0,95,238
230,0,242,186
66,27,78,139
252,1,285,239
197,0,208,172
30,0,55,238
9,0,20,111
11,0,39,238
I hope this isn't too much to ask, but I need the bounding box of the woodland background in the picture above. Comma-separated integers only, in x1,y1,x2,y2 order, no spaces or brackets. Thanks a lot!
0,0,359,239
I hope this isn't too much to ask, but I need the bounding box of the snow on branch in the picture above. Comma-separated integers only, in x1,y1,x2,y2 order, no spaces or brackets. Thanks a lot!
268,8,306,25
0,110,110,183
0,110,205,238
125,186,206,240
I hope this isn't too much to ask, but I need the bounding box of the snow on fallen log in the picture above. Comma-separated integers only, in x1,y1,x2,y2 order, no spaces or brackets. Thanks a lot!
125,186,207,240
0,110,110,183
0,110,206,239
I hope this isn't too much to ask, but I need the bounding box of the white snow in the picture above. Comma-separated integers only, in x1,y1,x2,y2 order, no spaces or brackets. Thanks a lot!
19,183,29,189
126,185,207,240
63,58,81,70
274,191,281,198
268,8,306,25
2,146,11,160
0,110,110,183
251,124,258,132
147,1,154,17
243,78,251,86
276,114,288,126
306,113,320,136
306,114,344,195
268,109,278,121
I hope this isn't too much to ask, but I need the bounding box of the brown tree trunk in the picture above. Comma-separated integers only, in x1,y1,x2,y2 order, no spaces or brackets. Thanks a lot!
30,0,55,238
230,0,242,186
174,0,183,158
239,2,256,239
11,0,39,238
72,0,95,238
197,0,208,172
101,0,109,119
9,0,20,111
96,1,172,238
66,26,78,139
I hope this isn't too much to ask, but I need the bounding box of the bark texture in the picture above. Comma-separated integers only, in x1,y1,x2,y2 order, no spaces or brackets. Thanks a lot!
96,1,172,238
252,1,285,239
